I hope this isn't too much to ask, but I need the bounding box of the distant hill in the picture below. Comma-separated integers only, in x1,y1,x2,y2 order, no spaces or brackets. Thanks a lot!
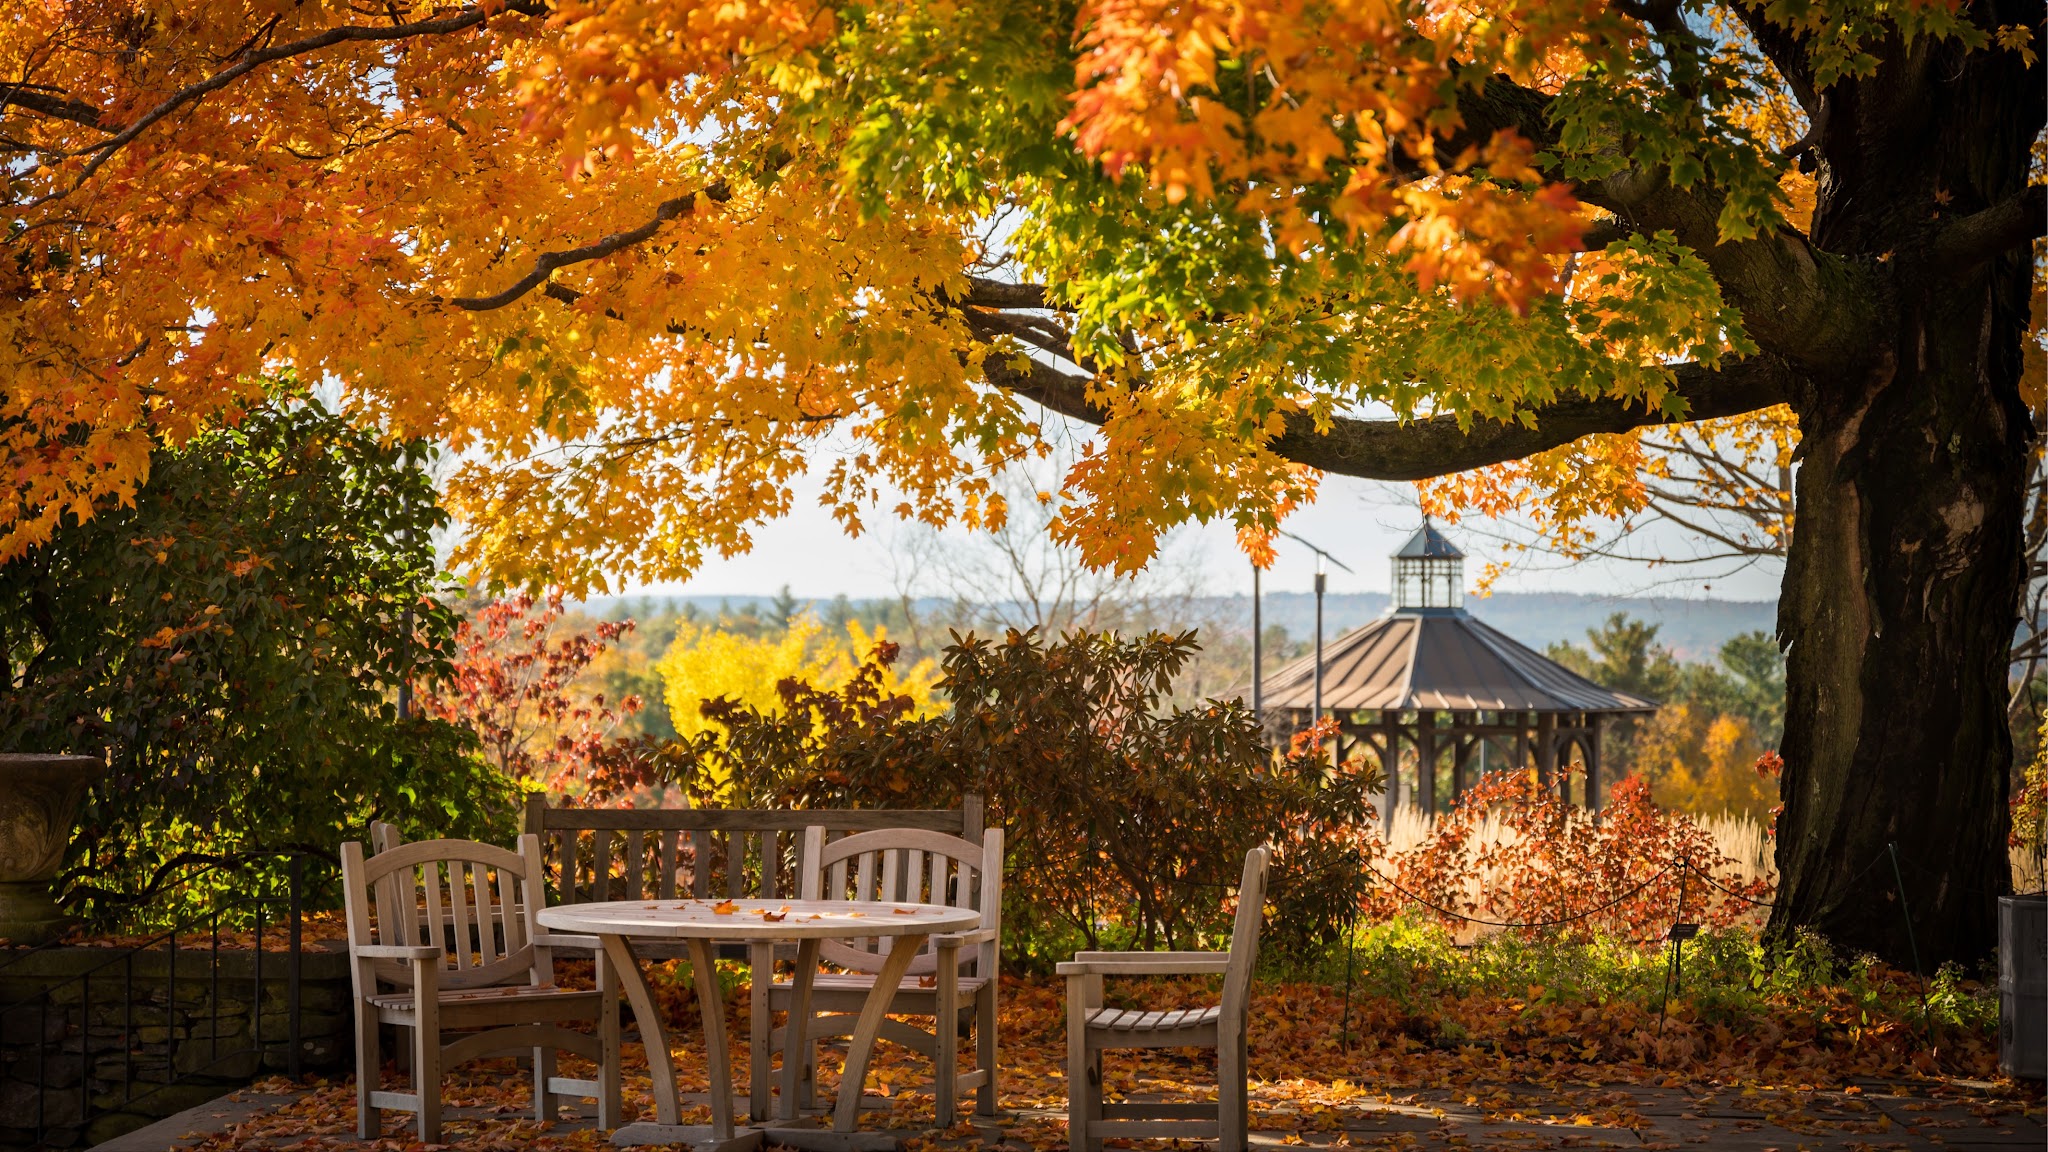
578,589,1778,664
1227,591,1776,661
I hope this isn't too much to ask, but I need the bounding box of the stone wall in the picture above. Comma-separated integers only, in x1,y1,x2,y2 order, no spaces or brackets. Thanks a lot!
0,943,352,1148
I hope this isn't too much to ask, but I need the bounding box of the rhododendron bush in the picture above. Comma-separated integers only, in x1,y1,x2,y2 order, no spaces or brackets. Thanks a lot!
0,398,515,920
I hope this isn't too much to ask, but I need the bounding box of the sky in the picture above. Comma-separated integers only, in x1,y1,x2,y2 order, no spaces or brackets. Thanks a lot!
626,452,1788,607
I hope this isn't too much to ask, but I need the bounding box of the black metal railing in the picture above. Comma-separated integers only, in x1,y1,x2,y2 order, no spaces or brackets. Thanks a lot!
0,853,331,1149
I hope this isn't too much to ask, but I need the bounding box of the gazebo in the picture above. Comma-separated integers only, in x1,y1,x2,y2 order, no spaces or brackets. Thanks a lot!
1257,522,1657,827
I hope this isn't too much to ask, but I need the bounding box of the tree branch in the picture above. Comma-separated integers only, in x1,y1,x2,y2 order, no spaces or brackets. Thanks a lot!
1265,356,1799,480
978,333,1799,482
1725,0,1819,114
0,86,106,131
960,277,1052,309
1448,73,1874,372
971,308,1074,361
445,184,730,311
1930,184,2047,272
34,1,548,205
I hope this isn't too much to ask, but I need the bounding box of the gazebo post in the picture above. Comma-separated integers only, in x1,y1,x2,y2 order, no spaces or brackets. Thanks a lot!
1450,714,1472,801
1416,710,1436,815
1586,714,1602,811
1380,711,1400,835
1534,712,1557,792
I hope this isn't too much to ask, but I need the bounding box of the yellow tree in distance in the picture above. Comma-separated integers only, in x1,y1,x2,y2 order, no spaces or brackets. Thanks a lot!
657,616,940,743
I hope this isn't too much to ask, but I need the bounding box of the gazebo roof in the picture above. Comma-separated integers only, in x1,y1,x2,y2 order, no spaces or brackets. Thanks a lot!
1253,608,1658,715
1394,521,1464,560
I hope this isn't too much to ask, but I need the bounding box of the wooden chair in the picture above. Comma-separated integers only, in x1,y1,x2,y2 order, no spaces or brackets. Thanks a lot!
342,833,622,1142
1058,846,1270,1152
760,824,1006,1128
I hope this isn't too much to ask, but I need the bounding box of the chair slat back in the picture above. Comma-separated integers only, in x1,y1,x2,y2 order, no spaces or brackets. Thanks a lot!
800,826,1005,976
368,821,418,952
1220,846,1271,1023
341,834,554,992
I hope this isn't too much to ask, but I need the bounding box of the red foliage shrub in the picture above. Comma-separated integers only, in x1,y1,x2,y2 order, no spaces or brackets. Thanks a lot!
1370,769,1773,943
418,589,662,803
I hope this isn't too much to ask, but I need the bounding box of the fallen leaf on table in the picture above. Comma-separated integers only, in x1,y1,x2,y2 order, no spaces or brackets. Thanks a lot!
712,900,738,914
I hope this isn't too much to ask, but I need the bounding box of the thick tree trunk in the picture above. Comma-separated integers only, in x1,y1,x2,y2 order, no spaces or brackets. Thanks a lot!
1771,316,2028,965
1767,24,2039,965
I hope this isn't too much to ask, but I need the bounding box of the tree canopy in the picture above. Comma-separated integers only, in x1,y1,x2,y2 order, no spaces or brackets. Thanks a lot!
5,0,2028,583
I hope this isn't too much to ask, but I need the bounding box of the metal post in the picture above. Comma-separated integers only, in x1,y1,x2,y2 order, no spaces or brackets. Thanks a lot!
1313,566,1326,724
123,952,134,1107
211,910,221,1060
1251,563,1263,720
79,968,89,1123
254,888,266,1069
288,855,304,1078
36,995,46,1138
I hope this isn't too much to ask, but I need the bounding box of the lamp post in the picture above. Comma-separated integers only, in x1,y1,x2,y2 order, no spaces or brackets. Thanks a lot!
1251,562,1263,719
1314,561,1326,723
1278,532,1355,729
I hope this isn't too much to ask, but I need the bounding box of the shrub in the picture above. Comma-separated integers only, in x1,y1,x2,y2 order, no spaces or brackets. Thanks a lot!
1374,768,1773,943
1334,915,1997,1072
0,399,516,921
2013,709,2048,886
661,629,1381,964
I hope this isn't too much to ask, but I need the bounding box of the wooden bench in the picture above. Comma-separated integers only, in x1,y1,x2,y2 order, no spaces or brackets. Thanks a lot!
521,794,985,906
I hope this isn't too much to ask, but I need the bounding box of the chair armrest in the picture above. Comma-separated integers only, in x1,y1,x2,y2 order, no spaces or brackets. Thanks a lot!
932,926,1000,948
353,945,444,960
1057,951,1231,976
533,932,602,950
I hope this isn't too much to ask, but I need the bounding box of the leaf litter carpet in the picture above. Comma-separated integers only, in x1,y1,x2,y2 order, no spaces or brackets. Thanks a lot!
176,976,2041,1151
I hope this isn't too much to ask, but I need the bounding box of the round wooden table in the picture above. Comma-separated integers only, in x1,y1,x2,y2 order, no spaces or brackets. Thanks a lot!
538,898,980,1149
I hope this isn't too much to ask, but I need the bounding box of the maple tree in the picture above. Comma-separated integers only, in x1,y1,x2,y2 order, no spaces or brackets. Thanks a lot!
0,0,2039,963
656,614,939,744
418,589,663,803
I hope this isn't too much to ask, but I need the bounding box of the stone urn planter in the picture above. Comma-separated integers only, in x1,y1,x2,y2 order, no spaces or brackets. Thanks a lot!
0,753,105,944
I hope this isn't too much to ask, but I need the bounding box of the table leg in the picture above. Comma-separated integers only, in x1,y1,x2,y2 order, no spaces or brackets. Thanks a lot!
688,938,736,1141
602,933,682,1125
780,938,820,1122
748,942,772,1123
831,932,926,1133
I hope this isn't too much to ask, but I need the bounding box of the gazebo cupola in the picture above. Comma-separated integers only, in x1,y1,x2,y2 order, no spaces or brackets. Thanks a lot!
1392,520,1464,611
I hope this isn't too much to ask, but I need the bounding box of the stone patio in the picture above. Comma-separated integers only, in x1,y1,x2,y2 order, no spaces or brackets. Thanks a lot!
105,1072,2044,1152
